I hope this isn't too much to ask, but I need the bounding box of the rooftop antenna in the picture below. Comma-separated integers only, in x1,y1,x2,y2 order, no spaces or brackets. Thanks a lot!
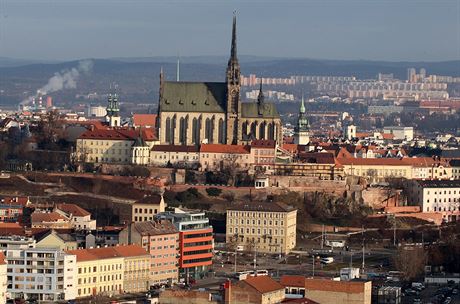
176,54,180,82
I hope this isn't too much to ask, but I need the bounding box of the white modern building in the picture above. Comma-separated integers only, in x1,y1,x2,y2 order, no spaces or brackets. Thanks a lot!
383,126,414,141
6,248,77,302
406,180,460,222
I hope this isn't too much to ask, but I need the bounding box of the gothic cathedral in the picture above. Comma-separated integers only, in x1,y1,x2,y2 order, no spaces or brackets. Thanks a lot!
157,15,282,146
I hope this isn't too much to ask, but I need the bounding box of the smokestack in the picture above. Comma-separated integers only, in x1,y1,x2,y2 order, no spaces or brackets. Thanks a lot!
38,96,43,109
46,96,53,109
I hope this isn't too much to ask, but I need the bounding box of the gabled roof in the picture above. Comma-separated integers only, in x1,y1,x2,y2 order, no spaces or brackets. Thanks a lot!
56,203,91,217
135,194,163,205
132,114,157,127
78,128,156,141
1,196,31,206
251,140,276,148
200,144,250,154
242,276,284,294
161,81,227,113
303,278,367,294
131,219,178,236
151,145,199,153
298,152,335,164
31,212,67,223
67,244,149,262
280,275,307,288
228,201,296,213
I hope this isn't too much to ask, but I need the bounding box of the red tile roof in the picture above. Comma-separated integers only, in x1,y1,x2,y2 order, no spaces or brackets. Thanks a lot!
243,276,284,294
200,144,250,154
57,203,91,217
1,196,31,206
31,212,67,223
303,278,367,294
151,145,199,153
251,140,276,148
133,114,157,128
78,128,156,141
280,275,307,288
281,144,299,154
67,244,149,262
336,157,442,167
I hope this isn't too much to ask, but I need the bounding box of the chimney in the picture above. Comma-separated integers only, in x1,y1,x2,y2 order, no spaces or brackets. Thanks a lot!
224,279,231,304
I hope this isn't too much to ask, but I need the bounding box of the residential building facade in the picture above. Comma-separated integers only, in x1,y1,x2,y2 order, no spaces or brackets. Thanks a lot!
131,194,166,223
226,202,297,254
6,248,77,302
119,220,179,285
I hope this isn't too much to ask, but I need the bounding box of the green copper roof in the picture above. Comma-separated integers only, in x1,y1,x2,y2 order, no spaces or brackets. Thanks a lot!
300,96,306,114
241,102,280,119
160,81,227,113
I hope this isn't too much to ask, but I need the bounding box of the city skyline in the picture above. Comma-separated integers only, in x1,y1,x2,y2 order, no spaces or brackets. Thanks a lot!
0,0,459,62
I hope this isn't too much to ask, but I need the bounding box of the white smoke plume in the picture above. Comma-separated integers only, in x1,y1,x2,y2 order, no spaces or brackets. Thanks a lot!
21,59,94,105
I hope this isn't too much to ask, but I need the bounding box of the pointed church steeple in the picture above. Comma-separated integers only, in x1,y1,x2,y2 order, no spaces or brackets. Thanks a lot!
257,82,264,105
227,12,240,85
300,94,306,114
230,13,238,64
225,12,242,145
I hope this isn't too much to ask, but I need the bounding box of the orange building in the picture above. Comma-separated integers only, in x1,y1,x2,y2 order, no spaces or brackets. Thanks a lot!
156,208,213,281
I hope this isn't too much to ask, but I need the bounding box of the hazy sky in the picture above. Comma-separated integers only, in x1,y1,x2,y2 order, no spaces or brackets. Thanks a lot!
0,0,459,61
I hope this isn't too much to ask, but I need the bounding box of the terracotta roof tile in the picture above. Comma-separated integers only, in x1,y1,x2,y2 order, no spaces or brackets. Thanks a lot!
303,278,368,294
57,203,91,217
0,252,6,265
67,244,149,262
133,114,157,128
243,276,284,294
31,212,67,223
280,275,307,288
200,144,250,154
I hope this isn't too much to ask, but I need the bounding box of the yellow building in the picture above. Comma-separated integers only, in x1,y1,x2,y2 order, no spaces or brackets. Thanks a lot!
131,194,166,223
226,202,297,254
36,230,78,251
67,244,150,298
76,128,156,165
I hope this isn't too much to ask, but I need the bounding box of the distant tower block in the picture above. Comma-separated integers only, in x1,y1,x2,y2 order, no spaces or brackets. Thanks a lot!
46,96,53,109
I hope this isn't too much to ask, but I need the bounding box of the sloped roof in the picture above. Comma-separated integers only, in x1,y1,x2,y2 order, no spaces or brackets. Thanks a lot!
67,244,149,262
161,81,227,113
280,275,307,288
251,140,276,148
78,128,156,141
228,201,296,213
151,145,199,153
132,114,157,127
135,194,163,205
132,219,178,236
241,102,280,118
57,203,91,217
0,252,6,265
31,212,67,223
243,276,284,294
303,278,367,294
200,144,250,154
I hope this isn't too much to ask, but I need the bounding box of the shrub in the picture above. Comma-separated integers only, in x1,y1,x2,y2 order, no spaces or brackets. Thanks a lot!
206,187,222,197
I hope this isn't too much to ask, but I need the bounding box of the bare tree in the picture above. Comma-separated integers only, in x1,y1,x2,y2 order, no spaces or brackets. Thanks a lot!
394,246,427,281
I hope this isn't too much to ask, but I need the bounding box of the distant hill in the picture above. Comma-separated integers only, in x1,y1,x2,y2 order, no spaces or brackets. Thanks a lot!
0,57,459,107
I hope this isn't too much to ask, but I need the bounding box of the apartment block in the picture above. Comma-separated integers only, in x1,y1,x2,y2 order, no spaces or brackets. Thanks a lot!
156,208,213,280
119,219,179,285
226,202,297,254
6,248,77,302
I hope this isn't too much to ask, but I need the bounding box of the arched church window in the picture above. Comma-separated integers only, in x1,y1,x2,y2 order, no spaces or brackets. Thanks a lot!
218,118,225,144
165,118,171,143
179,117,187,145
250,122,257,139
268,123,274,140
259,122,266,140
